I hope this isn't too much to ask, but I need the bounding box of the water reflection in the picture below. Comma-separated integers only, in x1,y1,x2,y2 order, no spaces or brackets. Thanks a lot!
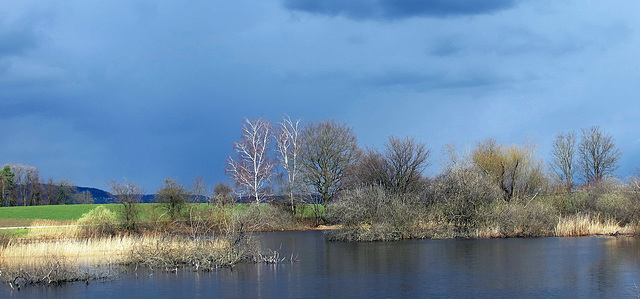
5,232,640,298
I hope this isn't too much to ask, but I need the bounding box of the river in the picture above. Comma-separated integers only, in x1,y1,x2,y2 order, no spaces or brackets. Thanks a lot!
6,230,640,298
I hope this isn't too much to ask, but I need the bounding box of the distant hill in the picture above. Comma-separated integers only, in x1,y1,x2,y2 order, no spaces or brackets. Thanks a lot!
76,186,114,204
74,187,296,204
75,186,158,204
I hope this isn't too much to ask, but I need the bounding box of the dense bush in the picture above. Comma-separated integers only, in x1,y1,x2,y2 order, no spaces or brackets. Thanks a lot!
485,200,557,237
213,183,235,205
77,205,119,237
594,193,634,224
557,178,640,225
326,186,427,241
429,167,503,232
156,178,190,221
235,204,298,231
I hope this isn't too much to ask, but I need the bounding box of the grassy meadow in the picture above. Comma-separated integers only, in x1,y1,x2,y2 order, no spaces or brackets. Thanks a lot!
0,203,323,229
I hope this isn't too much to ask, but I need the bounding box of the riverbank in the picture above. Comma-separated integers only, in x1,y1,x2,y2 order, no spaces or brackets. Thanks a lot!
0,219,635,290
5,230,640,298
1,197,639,289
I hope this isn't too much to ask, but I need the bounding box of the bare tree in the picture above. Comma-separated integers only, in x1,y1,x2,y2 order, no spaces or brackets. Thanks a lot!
345,148,388,189
441,143,464,171
44,178,58,205
6,164,38,206
191,176,209,203
300,120,359,205
275,115,303,212
346,136,430,196
72,190,95,204
578,126,622,183
227,118,275,204
550,131,577,192
108,180,144,231
384,136,431,195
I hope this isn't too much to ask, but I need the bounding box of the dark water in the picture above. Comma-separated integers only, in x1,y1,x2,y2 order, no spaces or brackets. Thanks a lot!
7,231,640,298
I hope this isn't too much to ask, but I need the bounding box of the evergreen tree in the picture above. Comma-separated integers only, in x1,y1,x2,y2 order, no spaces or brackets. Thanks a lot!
0,166,15,206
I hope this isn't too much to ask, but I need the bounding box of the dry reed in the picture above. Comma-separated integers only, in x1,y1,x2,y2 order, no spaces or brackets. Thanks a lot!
555,214,634,237
0,236,133,268
27,219,79,240
0,235,132,288
475,226,503,238
126,232,258,271
0,231,258,288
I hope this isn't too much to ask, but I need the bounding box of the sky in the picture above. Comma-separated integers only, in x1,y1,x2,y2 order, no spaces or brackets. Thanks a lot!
1,0,640,192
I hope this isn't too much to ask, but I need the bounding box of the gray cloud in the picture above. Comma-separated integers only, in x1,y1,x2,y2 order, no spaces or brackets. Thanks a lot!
361,67,511,93
1,0,639,191
281,0,520,20
0,24,40,57
0,6,53,58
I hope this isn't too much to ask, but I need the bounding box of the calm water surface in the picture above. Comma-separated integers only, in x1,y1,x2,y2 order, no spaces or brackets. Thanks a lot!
7,231,640,298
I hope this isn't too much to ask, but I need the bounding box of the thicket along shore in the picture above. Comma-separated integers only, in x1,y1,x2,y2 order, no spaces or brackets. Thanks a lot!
1,120,639,288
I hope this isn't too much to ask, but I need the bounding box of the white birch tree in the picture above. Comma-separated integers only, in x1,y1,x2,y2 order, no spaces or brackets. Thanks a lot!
275,116,302,212
227,118,274,204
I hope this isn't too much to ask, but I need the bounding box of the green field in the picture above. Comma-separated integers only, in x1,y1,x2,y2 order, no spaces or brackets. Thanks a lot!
0,203,324,225
0,204,123,221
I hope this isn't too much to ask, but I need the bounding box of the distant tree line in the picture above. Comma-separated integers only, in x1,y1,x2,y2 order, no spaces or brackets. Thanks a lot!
0,164,93,207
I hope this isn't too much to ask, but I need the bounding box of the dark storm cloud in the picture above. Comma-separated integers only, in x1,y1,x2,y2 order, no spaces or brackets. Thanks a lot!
281,0,519,20
1,0,639,191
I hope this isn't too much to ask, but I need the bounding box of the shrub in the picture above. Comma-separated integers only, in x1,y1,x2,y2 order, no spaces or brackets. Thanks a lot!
487,201,557,237
326,186,427,241
235,204,297,231
595,193,634,224
563,177,640,225
185,204,234,237
429,167,503,232
156,178,190,221
213,183,235,205
77,205,119,237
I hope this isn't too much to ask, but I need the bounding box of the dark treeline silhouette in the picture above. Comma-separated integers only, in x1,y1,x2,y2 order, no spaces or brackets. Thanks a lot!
0,164,93,206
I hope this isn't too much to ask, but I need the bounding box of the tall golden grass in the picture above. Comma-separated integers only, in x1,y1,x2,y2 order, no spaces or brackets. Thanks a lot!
474,214,637,238
1,233,254,270
0,217,259,287
555,214,635,237
26,219,79,240
0,236,133,268
0,233,132,287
